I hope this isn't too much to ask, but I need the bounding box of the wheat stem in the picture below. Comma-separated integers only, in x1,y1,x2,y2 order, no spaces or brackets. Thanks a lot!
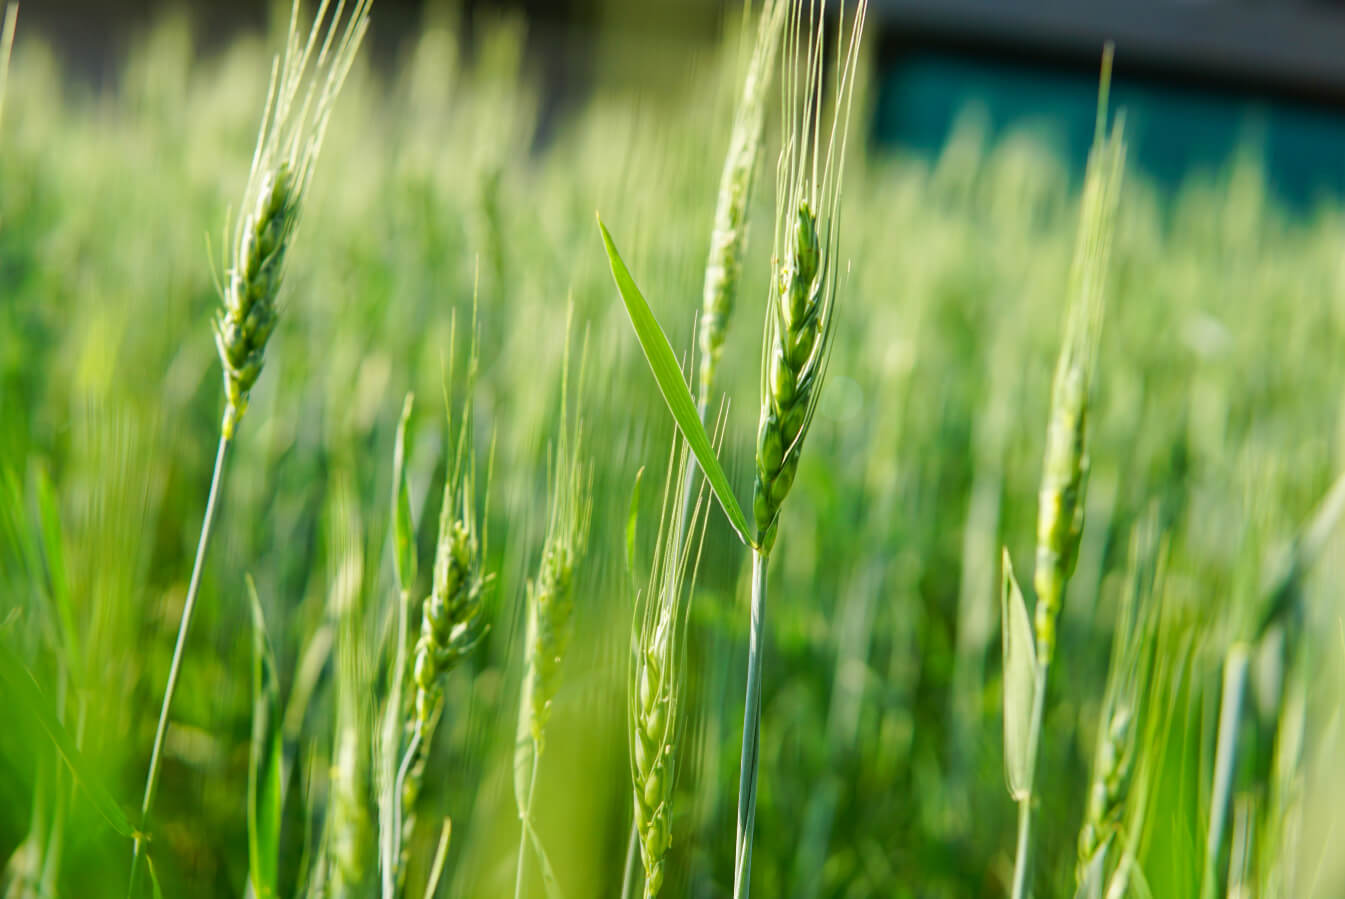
733,548,769,899
1202,644,1250,899
619,826,640,899
131,433,230,896
1010,662,1048,899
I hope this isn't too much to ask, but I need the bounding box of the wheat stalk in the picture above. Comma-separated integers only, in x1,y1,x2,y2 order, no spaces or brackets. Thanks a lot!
1009,47,1124,899
131,2,371,891
735,3,867,896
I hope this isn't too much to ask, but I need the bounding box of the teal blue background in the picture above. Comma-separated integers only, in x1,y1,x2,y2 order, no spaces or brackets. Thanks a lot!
875,51,1345,210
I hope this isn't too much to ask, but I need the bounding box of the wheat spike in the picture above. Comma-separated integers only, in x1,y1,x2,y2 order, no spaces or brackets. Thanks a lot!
630,429,713,897
214,0,372,439
697,0,788,408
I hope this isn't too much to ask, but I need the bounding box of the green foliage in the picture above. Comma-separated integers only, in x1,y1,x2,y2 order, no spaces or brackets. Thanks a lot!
4,7,1345,899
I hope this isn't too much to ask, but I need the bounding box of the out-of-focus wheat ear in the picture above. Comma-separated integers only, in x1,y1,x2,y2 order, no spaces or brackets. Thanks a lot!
325,475,376,899
629,419,717,898
697,0,788,411
1032,46,1125,665
514,311,593,899
1076,509,1164,885
395,316,491,891
0,4,17,131
1011,45,1123,899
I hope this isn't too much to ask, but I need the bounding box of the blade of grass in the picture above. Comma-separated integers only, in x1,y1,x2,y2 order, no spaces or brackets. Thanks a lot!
598,216,755,548
625,467,644,583
0,639,135,838
246,576,283,899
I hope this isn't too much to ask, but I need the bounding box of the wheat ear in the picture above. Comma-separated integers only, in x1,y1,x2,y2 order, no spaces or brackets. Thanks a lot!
397,375,488,885
1009,47,1124,899
697,0,788,412
734,4,867,897
1076,512,1163,885
131,2,371,892
513,321,592,899
630,422,716,897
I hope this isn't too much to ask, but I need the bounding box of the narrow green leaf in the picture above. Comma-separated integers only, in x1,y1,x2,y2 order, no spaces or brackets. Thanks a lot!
1001,548,1037,801
0,640,134,837
423,818,452,899
625,467,645,585
527,819,565,899
598,217,755,548
33,464,80,670
392,392,417,594
1073,842,1108,899
147,854,165,899
246,576,283,898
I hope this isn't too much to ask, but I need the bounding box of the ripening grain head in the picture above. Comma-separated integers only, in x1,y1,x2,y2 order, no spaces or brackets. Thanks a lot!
752,0,868,553
215,0,372,439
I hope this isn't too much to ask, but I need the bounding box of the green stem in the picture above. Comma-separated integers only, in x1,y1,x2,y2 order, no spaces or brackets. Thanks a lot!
619,824,640,899
382,586,413,899
514,743,539,899
131,433,231,896
733,549,769,899
1010,662,1050,899
514,810,528,899
1202,645,1249,899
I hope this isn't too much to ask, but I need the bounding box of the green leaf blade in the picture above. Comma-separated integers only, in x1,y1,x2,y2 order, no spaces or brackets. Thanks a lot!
246,577,283,898
597,217,754,548
0,640,135,838
392,392,417,595
1001,547,1038,801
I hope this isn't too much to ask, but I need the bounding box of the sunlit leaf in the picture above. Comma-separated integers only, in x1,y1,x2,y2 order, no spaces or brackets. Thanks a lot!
598,216,754,548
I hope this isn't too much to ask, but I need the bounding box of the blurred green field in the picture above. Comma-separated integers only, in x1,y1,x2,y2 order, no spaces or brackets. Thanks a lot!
3,5,1345,898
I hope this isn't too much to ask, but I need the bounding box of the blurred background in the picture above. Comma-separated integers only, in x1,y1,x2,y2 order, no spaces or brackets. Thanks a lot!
30,0,1345,206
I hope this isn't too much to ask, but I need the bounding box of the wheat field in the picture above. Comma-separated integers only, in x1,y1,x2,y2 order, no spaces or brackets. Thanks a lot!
3,2,1345,897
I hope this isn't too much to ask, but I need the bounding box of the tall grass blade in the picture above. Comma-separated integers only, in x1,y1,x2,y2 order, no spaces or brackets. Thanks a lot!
246,576,283,899
0,640,134,838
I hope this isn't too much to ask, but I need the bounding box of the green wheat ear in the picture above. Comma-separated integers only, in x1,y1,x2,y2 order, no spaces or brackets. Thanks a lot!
698,0,788,408
629,422,715,898
216,164,295,438
1032,81,1125,665
214,0,373,439
513,312,593,899
751,0,868,555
